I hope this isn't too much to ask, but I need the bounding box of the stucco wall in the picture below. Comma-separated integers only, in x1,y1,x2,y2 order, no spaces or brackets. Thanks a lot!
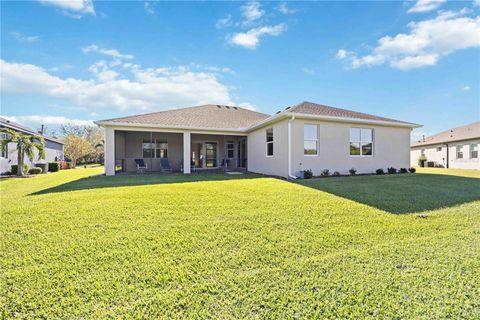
411,140,479,169
247,119,289,177
290,119,412,176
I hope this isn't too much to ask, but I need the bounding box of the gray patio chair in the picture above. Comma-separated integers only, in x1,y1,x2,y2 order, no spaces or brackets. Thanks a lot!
134,159,147,174
160,158,173,173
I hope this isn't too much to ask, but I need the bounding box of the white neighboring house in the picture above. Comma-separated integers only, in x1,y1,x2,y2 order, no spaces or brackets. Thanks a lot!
410,122,480,170
95,101,421,178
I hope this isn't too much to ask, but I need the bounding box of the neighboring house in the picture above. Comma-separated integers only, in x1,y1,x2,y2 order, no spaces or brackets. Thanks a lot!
95,101,421,178
0,117,64,174
410,122,480,170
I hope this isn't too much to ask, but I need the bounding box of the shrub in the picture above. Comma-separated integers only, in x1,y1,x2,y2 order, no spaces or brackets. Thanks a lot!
418,155,427,167
387,167,397,174
11,164,29,175
321,169,330,177
376,168,385,175
332,171,341,176
28,167,43,175
399,168,408,174
409,167,416,173
349,168,357,176
304,169,313,179
48,162,60,172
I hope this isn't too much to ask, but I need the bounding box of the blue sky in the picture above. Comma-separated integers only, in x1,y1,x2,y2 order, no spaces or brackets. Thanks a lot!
1,0,479,140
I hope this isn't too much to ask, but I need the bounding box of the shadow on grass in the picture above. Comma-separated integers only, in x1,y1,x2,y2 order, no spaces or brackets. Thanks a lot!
30,172,263,196
297,173,480,214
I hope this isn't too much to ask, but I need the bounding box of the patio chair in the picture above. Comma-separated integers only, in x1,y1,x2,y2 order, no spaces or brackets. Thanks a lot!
134,159,147,174
160,158,173,173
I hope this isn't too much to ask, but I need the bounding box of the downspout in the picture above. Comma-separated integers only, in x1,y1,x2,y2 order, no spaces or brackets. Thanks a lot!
445,143,449,168
288,115,297,180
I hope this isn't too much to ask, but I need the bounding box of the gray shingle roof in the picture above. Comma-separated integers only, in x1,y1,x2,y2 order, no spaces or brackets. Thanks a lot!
411,121,480,147
0,116,64,144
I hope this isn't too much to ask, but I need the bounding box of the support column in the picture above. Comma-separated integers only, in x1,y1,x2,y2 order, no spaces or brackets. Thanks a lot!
183,132,191,174
105,127,115,176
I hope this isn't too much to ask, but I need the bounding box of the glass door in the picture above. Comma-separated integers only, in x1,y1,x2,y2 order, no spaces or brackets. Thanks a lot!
237,138,246,168
205,142,217,167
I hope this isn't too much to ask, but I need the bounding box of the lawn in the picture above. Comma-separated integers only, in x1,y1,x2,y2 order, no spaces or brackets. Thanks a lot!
1,168,479,318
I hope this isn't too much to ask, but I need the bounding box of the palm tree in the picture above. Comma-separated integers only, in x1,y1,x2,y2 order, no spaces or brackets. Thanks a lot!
0,128,45,176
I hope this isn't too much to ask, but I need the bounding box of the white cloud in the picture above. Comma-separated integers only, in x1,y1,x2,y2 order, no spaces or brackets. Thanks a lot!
4,115,95,127
216,15,233,29
241,1,264,25
408,0,446,13
10,32,40,43
82,44,134,60
144,2,155,15
38,0,95,18
0,59,234,112
302,67,315,75
461,85,471,91
339,9,480,70
229,24,286,49
475,0,480,7
277,2,296,15
238,102,256,111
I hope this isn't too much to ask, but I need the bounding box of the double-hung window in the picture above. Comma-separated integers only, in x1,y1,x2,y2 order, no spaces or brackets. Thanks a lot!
304,124,318,155
143,139,168,158
470,144,478,159
350,128,373,156
266,128,274,156
456,145,463,159
226,141,235,158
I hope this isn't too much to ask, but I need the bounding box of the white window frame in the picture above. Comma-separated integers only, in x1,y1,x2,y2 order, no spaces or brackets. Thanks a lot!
470,144,478,159
304,124,319,156
266,128,274,157
456,145,463,159
349,127,374,157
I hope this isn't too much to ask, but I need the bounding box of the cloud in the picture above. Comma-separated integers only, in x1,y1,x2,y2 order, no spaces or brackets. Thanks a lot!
216,15,233,29
144,2,155,15
238,102,256,111
408,0,446,13
229,24,286,49
461,85,471,91
10,32,40,43
277,2,296,15
241,1,264,25
38,0,95,18
4,115,95,127
82,44,134,60
338,9,480,70
302,67,315,75
0,59,234,112
475,0,480,7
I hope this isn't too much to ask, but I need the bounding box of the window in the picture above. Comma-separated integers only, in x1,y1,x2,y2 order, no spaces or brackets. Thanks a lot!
421,149,425,156
0,132,7,158
471,144,478,159
143,139,168,158
350,128,373,156
266,128,273,156
456,145,463,159
436,147,442,152
226,141,234,158
304,124,318,155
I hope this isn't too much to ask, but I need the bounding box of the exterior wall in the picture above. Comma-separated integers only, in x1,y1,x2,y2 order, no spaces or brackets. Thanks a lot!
290,119,411,176
411,140,479,170
247,119,289,177
0,136,64,174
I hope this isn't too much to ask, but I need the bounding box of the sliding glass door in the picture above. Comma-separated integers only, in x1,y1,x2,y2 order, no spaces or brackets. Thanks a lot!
205,142,217,167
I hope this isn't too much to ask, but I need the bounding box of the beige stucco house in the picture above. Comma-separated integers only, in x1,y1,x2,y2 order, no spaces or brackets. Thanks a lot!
410,122,480,170
95,101,420,178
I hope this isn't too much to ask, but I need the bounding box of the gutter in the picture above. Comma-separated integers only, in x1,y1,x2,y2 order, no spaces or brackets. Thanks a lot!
288,115,297,180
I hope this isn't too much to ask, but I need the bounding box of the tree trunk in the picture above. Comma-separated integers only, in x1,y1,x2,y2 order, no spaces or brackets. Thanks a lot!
72,158,76,168
17,147,24,177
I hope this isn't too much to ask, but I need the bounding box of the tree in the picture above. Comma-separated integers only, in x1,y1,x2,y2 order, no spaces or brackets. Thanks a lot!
60,124,104,164
0,128,45,176
63,135,94,168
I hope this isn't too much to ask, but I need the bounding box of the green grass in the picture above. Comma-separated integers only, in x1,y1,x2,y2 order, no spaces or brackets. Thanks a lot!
1,168,479,318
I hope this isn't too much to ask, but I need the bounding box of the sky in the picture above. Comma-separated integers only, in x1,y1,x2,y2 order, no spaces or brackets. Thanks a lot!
1,0,479,141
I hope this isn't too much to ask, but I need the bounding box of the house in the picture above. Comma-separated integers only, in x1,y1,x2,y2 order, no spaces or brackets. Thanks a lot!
410,122,480,170
95,101,421,178
0,117,64,174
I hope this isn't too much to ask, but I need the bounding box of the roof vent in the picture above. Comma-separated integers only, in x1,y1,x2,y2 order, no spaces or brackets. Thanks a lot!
225,106,230,109
285,106,291,110
233,107,238,110
216,105,222,108
276,111,281,114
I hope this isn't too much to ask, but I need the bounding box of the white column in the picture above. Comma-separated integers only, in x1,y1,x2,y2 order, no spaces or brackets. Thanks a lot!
105,127,115,176
183,132,191,174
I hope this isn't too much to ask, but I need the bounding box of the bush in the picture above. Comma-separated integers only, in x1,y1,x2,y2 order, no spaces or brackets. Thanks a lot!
418,155,427,167
28,167,43,175
409,167,416,173
349,168,357,176
48,162,60,172
399,168,408,174
332,171,341,176
11,164,29,175
387,167,397,174
376,168,385,175
304,169,313,179
321,169,330,177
